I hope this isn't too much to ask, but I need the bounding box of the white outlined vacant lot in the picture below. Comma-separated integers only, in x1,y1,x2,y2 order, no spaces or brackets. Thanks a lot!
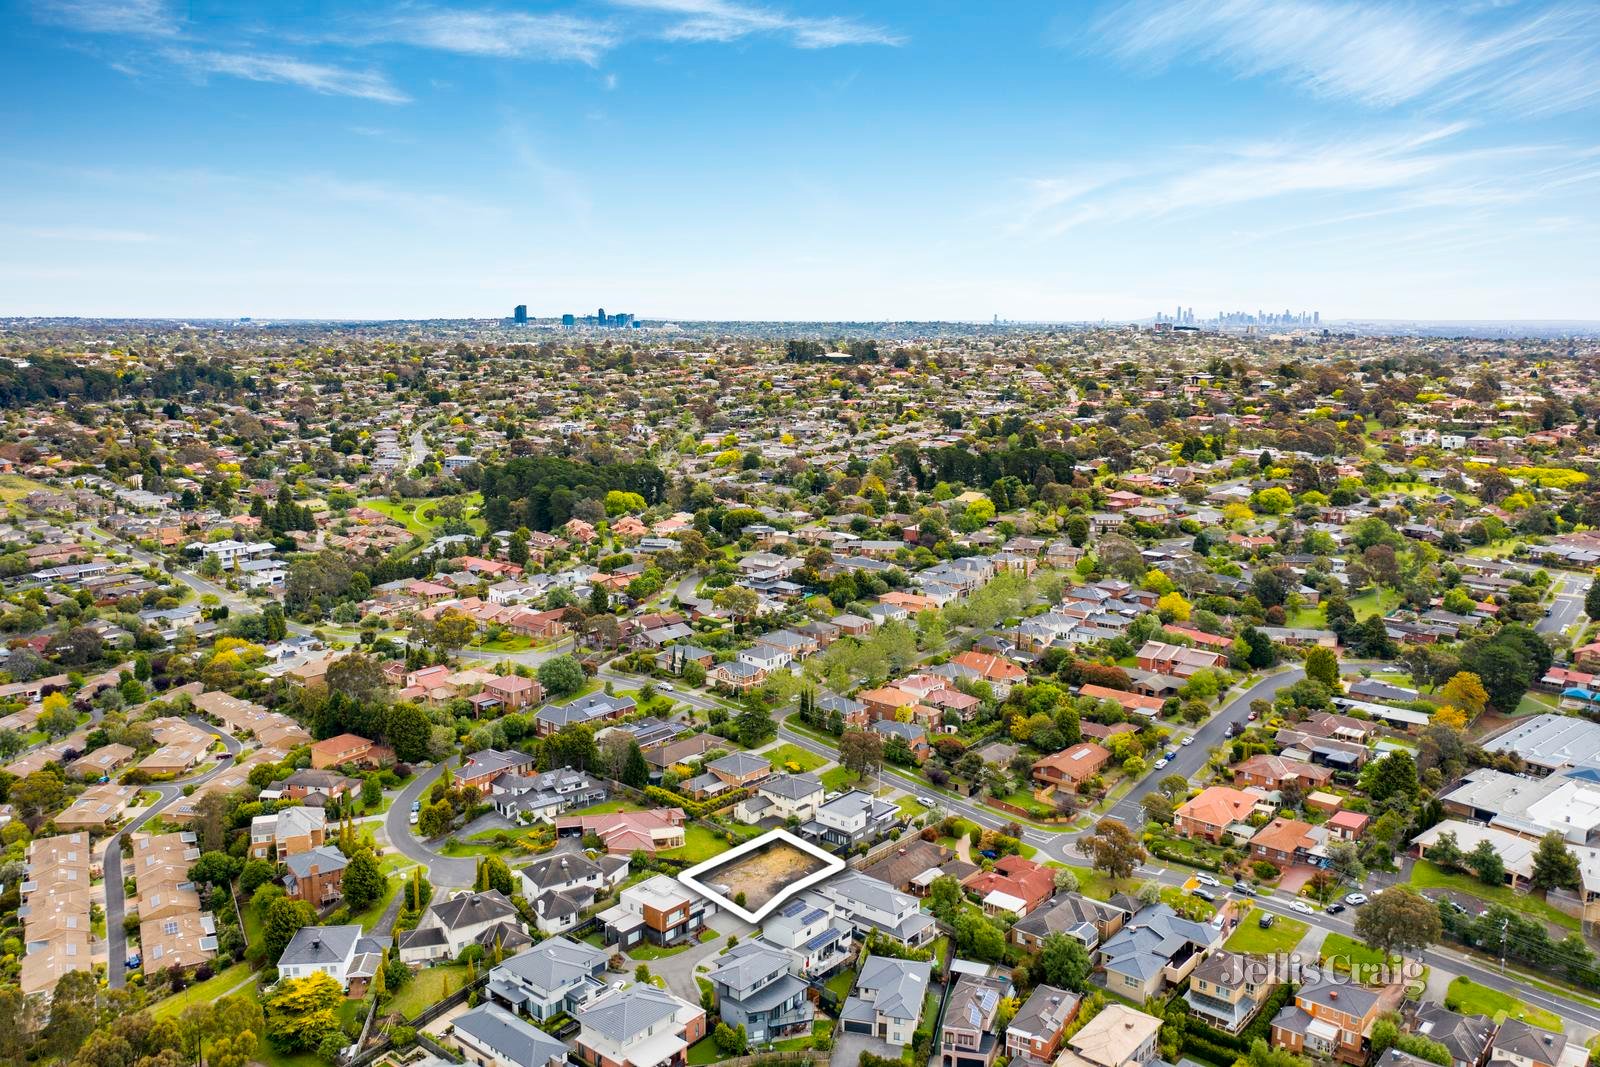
678,828,845,924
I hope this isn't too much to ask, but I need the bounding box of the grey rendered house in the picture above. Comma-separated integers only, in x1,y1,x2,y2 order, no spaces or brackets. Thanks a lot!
706,940,814,1044
839,955,933,1047
486,936,611,1022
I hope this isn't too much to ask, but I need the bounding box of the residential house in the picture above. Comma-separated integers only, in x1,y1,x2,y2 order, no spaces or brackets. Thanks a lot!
1031,744,1112,792
1408,1003,1495,1067
816,871,938,947
1184,950,1279,1033
1010,893,1129,952
1233,755,1334,793
1056,1004,1162,1067
1271,978,1405,1065
1176,786,1264,844
310,732,391,770
517,852,629,935
940,972,1013,1067
54,781,138,831
1096,904,1218,1000
486,935,610,1022
1249,818,1321,869
706,940,814,1043
450,1003,572,1067
839,956,933,1048
284,845,349,907
536,693,636,737
574,984,706,1067
760,897,854,980
398,890,528,964
461,748,540,790
800,789,899,850
493,768,608,824
556,809,687,854
249,806,327,861
1486,1019,1580,1067
1004,986,1080,1067
597,874,708,949
961,855,1056,917
277,924,385,995
950,651,1026,697
735,773,825,826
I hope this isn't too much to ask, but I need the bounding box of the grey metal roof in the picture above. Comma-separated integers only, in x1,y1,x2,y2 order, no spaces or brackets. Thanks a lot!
279,924,366,967
855,955,931,1020
453,1004,570,1067
576,984,685,1043
283,845,347,880
490,935,609,995
761,773,823,800
429,889,520,931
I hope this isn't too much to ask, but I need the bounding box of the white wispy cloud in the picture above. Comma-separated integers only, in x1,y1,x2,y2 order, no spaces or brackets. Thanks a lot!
1093,0,1600,115
362,10,615,64
1013,123,1598,235
38,0,177,36
165,49,411,104
613,0,903,48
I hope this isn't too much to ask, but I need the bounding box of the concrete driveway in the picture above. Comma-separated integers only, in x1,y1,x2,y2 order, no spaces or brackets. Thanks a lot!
830,1030,899,1067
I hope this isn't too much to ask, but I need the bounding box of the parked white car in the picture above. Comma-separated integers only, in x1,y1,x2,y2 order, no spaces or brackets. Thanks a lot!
1196,873,1221,887
1290,899,1315,914
1344,892,1369,906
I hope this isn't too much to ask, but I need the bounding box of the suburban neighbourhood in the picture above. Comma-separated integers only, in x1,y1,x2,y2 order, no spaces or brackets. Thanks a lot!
1,320,1599,1067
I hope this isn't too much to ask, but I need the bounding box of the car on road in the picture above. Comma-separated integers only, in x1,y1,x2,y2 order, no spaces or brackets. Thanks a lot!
1247,709,1259,721
916,795,937,807
1289,899,1315,914
1344,892,1369,906
1154,758,1169,769
1231,882,1255,896
1196,873,1221,887
409,811,418,825
659,683,674,691
1181,736,1194,746
1325,902,1345,914
411,800,421,812
1190,887,1216,902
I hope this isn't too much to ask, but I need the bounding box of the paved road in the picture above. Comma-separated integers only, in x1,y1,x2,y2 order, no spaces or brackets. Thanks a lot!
1105,666,1306,825
384,759,481,887
407,430,428,474
104,738,242,988
1538,574,1590,640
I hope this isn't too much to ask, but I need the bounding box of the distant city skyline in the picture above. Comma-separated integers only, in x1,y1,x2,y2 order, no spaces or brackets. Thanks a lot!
2,1,1598,320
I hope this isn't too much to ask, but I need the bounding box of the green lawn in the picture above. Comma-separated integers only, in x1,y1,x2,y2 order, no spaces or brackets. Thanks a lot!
1513,692,1561,717
824,966,857,1001
686,1037,722,1065
820,766,862,793
1409,860,1580,931
570,798,648,816
151,963,255,1019
1225,914,1308,954
895,794,929,819
627,935,709,961
658,824,734,864
763,743,828,774
351,858,415,930
1445,977,1562,1030
1159,886,1216,921
768,1017,833,1051
388,963,473,1020
1346,588,1401,621
1318,932,1427,993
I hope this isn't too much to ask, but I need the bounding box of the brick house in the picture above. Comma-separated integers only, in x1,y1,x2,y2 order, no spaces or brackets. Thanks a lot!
1031,743,1111,790
1271,979,1404,1064
310,733,392,770
1175,786,1262,843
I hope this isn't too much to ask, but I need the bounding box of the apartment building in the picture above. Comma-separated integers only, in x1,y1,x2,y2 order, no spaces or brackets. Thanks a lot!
20,832,97,998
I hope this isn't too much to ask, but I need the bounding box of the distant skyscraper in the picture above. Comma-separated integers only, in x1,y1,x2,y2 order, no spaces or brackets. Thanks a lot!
561,313,575,327
513,304,528,324
1313,311,1320,324
597,307,606,326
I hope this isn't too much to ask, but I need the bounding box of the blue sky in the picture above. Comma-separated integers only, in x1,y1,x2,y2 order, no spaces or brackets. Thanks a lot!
3,0,1598,321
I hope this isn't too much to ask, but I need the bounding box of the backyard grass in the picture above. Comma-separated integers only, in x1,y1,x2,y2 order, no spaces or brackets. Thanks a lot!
1318,933,1427,992
389,963,473,1020
151,962,254,1019
1409,859,1580,931
769,1017,833,1051
351,857,415,930
1346,588,1402,621
570,798,648,816
1445,977,1562,1030
1513,691,1561,716
824,966,858,1001
1159,886,1216,921
763,743,828,774
1224,914,1308,954
686,1037,722,1065
658,824,735,864
820,766,862,793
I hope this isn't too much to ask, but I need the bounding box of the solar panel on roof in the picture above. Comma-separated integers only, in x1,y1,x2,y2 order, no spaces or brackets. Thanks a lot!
780,900,807,917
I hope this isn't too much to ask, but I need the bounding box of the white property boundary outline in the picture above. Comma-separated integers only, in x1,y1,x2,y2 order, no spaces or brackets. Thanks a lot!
677,828,847,924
